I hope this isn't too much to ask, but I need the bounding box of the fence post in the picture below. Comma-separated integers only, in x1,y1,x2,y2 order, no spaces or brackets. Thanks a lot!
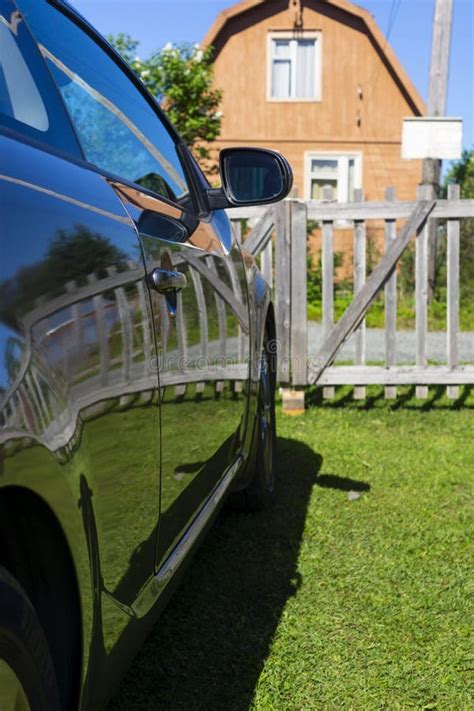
227,228,247,361
447,183,460,399
260,238,273,286
24,372,46,433
65,280,82,379
291,200,308,386
231,219,241,243
88,273,109,387
175,291,187,373
31,370,50,424
416,184,430,399
137,279,152,378
282,199,307,414
384,186,397,399
115,286,133,385
18,383,36,432
322,185,335,399
7,395,18,429
353,188,366,400
275,200,291,385
207,256,227,358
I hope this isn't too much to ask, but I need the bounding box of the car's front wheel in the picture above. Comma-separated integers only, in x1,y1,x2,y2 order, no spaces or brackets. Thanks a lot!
0,566,60,711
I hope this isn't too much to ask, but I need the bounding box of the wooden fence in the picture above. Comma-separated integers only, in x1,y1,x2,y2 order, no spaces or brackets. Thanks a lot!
231,184,474,409
2,185,473,446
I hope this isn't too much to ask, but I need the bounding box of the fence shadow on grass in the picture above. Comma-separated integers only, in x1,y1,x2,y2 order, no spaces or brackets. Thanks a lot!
306,384,474,411
108,437,321,711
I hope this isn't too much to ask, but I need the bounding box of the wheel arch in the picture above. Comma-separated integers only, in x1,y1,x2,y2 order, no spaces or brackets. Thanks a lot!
0,484,83,710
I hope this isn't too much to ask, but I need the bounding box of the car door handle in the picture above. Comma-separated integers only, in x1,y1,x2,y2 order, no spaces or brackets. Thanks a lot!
149,268,187,294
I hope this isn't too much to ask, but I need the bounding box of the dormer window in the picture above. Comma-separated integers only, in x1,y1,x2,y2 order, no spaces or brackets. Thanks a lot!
268,32,322,101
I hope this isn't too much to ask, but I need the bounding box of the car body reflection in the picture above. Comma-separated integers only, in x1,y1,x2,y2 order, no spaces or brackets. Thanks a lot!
0,130,266,706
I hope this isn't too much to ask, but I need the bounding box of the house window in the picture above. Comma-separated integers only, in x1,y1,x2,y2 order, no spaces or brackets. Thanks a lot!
306,153,362,202
269,33,321,101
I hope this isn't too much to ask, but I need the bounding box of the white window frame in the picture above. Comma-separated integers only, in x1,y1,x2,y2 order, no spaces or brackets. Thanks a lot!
267,31,322,102
304,151,363,202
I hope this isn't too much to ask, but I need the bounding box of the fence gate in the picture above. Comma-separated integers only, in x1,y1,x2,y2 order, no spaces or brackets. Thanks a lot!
230,184,474,412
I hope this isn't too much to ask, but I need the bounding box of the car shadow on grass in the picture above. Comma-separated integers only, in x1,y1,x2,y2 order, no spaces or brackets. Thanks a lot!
108,437,322,711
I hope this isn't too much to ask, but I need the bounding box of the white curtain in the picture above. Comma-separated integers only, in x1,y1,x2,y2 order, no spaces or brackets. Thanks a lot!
272,40,291,98
296,39,315,98
272,59,291,98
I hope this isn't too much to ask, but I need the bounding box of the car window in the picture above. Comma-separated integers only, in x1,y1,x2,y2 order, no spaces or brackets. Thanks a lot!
0,0,81,156
17,0,190,204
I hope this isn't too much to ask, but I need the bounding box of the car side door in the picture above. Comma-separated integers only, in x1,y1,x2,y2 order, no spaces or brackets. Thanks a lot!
113,180,251,569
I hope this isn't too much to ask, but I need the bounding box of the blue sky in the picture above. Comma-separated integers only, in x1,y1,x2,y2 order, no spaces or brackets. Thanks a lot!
72,0,473,153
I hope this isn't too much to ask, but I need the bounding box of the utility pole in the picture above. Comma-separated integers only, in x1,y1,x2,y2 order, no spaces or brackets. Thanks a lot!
422,0,453,300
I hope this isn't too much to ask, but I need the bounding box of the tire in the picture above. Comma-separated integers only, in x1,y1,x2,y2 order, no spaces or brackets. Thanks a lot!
233,326,277,511
0,566,61,711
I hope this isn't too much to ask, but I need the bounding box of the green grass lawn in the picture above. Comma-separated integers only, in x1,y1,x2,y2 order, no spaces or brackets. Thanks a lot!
109,387,473,710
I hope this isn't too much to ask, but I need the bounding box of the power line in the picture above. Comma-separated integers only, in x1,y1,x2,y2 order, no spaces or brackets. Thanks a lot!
386,0,402,43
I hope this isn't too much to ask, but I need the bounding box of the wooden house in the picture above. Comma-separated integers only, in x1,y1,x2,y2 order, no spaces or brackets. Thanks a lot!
203,0,426,265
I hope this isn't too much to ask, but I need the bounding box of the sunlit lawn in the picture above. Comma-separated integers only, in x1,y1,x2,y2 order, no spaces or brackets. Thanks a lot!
109,386,474,710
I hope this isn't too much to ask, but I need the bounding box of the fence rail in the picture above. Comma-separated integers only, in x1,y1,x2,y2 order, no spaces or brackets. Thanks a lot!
230,185,474,409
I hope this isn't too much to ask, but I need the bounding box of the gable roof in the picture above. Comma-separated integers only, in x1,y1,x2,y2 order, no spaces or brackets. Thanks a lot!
203,0,425,116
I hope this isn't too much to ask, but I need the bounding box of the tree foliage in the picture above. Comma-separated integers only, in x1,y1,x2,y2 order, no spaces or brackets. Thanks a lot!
399,151,474,310
443,149,474,199
0,228,127,329
108,33,222,160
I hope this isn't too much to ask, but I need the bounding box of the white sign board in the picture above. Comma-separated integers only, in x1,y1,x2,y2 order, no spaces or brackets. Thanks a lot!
401,118,463,159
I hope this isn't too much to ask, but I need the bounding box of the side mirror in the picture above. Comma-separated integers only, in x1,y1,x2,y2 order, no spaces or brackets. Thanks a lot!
207,147,293,210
